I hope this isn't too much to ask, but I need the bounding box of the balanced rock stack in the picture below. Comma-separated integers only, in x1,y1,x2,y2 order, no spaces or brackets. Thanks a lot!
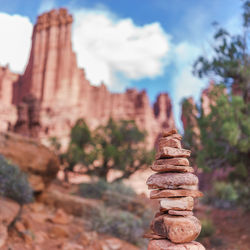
146,129,205,250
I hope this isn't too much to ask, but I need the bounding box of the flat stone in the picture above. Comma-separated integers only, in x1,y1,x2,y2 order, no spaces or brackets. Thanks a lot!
151,215,201,243
148,239,205,250
144,232,165,239
146,173,198,190
155,158,189,166
151,164,194,173
168,210,193,216
156,147,191,159
150,189,203,199
158,137,182,149
160,197,194,211
161,129,178,137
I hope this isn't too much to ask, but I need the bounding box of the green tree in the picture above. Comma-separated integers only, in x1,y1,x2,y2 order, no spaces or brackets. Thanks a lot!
182,1,250,207
63,118,154,182
193,1,250,102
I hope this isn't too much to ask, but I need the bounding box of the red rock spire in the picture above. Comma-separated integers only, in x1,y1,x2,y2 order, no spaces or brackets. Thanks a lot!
18,8,78,105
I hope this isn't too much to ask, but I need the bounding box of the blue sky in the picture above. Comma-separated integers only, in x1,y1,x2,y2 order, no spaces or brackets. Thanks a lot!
0,0,243,129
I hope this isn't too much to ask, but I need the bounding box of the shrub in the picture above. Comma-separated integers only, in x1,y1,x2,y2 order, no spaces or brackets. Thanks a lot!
0,155,33,204
198,218,215,239
213,181,238,202
79,179,136,199
80,180,153,246
212,181,238,208
89,206,147,245
203,181,239,208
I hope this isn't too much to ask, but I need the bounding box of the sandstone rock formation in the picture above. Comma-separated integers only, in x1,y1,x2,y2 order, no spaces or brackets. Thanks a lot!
0,8,175,149
14,94,41,137
0,66,18,132
145,129,205,249
0,132,59,192
0,197,20,248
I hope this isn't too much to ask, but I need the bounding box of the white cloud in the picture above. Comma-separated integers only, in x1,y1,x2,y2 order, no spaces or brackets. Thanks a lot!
0,13,32,73
72,8,170,91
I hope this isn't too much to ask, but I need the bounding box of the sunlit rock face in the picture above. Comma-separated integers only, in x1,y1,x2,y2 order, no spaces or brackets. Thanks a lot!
0,66,19,132
0,8,175,148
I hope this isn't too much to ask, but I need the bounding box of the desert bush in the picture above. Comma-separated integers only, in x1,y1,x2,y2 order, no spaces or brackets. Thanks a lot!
0,155,33,204
202,181,238,208
89,205,148,245
80,180,153,246
234,181,250,210
79,179,136,199
213,181,238,202
198,218,215,239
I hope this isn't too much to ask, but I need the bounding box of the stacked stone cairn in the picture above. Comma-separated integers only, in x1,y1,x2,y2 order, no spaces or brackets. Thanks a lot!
145,129,205,250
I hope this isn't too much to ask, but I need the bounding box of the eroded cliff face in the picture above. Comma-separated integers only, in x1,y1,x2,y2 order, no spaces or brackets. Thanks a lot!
0,8,175,148
0,66,19,131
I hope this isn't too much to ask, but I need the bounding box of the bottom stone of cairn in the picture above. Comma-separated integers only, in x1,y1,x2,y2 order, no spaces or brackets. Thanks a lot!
148,239,205,250
146,129,205,249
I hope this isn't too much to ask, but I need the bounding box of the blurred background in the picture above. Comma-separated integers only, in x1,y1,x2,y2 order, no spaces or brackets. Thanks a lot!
0,0,249,249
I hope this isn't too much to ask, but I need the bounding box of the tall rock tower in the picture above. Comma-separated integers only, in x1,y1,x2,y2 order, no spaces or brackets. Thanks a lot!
17,8,80,106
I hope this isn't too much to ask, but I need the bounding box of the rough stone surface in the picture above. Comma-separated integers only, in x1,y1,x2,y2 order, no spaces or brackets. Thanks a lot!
146,173,198,190
0,66,18,132
160,197,194,211
168,210,193,216
150,189,203,199
0,132,59,191
0,9,176,149
161,129,178,137
163,215,201,243
151,164,194,173
156,147,191,159
0,197,20,226
148,239,205,250
151,215,201,243
158,137,182,149
0,225,7,249
14,95,41,137
39,189,99,217
155,158,190,166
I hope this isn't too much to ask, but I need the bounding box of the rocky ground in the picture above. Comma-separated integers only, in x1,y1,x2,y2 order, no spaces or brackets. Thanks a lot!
1,178,250,250
197,206,250,250
0,182,141,250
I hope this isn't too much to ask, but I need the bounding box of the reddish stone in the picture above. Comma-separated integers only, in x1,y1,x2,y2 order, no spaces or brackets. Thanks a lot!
163,215,201,243
148,239,205,250
146,173,198,190
158,137,182,149
151,215,201,243
156,147,191,159
168,210,193,216
151,164,194,173
144,232,165,239
159,197,194,211
150,189,203,199
155,158,190,166
160,129,178,137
